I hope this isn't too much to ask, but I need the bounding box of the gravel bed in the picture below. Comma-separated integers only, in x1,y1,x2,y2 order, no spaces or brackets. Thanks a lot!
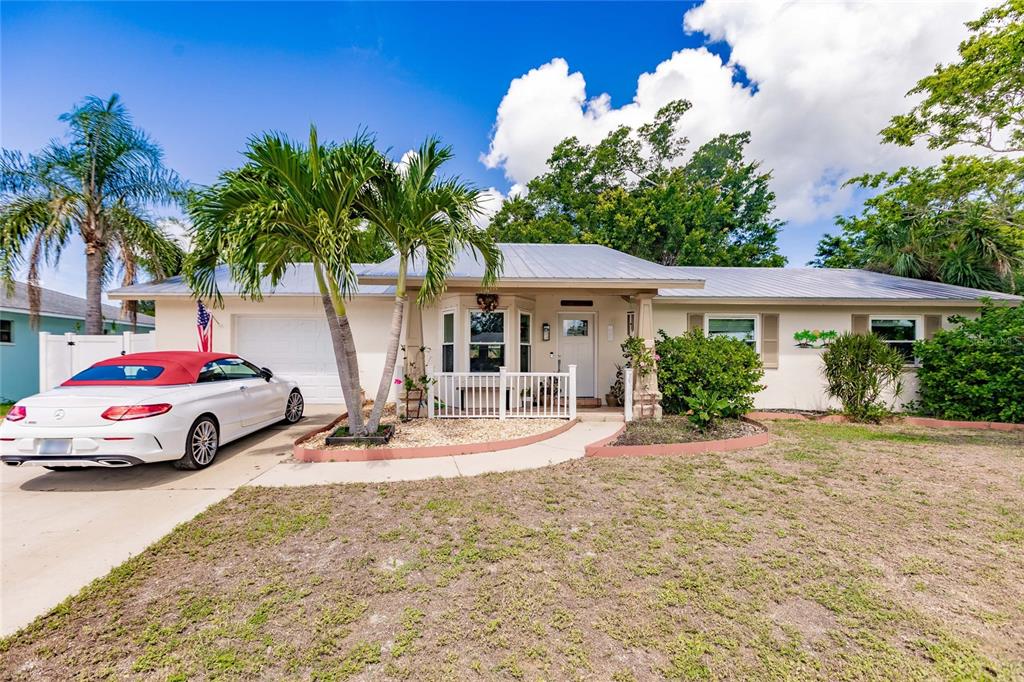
304,415,567,450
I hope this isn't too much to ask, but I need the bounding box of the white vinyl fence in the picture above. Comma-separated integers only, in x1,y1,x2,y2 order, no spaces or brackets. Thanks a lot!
428,366,576,420
39,331,156,391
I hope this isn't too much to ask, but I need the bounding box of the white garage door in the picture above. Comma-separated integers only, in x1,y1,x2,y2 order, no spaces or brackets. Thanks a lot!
235,317,342,404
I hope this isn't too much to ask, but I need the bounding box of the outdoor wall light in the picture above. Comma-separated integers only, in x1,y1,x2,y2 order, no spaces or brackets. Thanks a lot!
541,322,551,341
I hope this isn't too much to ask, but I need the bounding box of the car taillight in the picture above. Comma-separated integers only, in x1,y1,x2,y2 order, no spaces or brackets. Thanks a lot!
5,405,26,422
101,404,172,421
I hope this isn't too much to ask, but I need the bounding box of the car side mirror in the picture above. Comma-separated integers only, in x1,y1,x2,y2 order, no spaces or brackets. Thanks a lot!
260,367,273,381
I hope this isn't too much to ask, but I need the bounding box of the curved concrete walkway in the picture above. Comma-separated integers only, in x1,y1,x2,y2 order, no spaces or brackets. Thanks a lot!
248,421,622,486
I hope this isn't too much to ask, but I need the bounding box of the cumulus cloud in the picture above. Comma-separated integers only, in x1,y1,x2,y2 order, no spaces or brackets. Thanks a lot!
472,187,506,228
482,0,986,225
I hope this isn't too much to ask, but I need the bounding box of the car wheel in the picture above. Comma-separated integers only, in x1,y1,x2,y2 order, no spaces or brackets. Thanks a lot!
43,466,86,471
283,389,304,424
174,416,219,470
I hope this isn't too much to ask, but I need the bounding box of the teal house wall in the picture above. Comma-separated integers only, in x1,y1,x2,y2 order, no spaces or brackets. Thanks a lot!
0,311,152,402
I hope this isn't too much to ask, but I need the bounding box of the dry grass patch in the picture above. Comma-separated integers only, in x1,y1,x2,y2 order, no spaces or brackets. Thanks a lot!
2,422,1023,680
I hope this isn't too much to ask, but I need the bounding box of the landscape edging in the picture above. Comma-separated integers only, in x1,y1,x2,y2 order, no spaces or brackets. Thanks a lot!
584,418,769,458
746,411,1024,431
293,415,580,462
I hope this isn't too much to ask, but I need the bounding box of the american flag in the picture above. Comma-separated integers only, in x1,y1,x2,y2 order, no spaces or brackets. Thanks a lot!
196,300,213,352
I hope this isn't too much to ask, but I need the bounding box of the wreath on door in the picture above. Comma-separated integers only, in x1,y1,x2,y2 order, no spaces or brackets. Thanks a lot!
476,293,499,312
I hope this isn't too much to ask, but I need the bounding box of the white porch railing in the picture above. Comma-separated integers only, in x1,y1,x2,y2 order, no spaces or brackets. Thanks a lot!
427,365,576,420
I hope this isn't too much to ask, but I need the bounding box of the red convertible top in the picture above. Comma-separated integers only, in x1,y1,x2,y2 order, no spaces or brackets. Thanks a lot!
62,351,238,387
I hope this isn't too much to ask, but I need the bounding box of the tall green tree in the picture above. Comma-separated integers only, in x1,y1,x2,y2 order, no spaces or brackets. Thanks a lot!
487,100,786,267
186,128,380,434
813,157,1024,290
881,0,1024,154
360,138,501,433
0,95,185,332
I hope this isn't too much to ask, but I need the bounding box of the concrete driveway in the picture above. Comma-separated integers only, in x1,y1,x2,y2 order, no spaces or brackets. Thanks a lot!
0,406,340,637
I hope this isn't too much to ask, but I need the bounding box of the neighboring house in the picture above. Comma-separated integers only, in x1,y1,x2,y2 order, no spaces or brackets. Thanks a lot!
1,282,155,402
109,244,1021,411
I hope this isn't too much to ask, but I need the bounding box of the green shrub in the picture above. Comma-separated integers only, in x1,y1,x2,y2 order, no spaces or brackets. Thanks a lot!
821,332,904,422
685,388,731,430
655,330,764,417
914,302,1024,423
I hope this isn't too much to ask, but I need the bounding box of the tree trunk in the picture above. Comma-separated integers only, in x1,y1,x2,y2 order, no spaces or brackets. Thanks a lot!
84,244,105,334
365,257,407,433
314,263,365,434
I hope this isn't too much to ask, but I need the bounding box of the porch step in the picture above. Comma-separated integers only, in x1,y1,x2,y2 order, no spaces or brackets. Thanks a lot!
577,408,625,423
576,397,602,409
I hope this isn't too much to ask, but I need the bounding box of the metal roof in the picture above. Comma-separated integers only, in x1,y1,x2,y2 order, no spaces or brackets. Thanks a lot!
658,267,1022,302
358,243,704,287
107,263,395,299
1,281,156,325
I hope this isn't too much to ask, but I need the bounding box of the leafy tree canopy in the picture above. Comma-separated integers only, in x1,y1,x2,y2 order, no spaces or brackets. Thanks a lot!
812,155,1024,291
487,100,787,267
881,0,1024,154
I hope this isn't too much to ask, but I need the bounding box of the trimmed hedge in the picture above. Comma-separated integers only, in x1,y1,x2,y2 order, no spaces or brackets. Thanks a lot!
655,330,764,417
914,302,1024,423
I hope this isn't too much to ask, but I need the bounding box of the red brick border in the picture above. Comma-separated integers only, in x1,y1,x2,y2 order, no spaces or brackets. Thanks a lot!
293,415,580,462
584,418,769,458
747,411,1024,431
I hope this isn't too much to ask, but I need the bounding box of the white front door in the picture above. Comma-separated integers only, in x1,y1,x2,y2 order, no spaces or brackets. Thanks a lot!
557,313,596,397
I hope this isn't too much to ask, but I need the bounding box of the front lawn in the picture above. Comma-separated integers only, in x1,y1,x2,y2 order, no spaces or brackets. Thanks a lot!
2,422,1023,680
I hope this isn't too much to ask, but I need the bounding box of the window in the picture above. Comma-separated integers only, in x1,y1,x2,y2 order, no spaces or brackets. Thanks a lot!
563,319,589,337
0,319,11,343
199,357,262,381
626,311,636,337
870,317,919,364
441,311,455,372
519,313,532,372
707,316,757,350
69,364,165,381
469,311,505,372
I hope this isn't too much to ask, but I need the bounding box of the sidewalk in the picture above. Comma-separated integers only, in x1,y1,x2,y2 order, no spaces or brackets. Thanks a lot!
248,421,622,486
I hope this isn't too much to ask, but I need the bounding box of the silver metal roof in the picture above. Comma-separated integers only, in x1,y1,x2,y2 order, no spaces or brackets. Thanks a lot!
358,243,704,287
107,263,395,299
658,267,1022,302
1,281,156,325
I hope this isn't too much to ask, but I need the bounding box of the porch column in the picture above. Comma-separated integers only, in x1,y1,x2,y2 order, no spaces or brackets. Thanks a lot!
633,294,662,421
402,298,426,418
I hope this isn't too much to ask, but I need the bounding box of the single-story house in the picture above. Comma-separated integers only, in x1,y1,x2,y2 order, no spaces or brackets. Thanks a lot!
1,281,155,402
109,243,1021,412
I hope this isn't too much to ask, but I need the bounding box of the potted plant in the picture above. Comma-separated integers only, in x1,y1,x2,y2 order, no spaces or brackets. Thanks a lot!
520,386,533,407
606,364,625,407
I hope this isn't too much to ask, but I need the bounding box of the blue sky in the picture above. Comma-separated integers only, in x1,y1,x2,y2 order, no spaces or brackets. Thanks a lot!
2,1,979,296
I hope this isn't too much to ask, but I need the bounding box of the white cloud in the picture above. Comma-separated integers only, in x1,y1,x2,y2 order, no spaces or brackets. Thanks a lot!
472,187,506,228
482,0,986,225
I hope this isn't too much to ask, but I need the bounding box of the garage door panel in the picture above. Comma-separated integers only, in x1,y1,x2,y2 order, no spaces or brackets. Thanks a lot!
235,316,342,404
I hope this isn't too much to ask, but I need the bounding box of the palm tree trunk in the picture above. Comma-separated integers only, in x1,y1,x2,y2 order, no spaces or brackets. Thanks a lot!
366,257,407,433
84,244,105,334
314,263,365,434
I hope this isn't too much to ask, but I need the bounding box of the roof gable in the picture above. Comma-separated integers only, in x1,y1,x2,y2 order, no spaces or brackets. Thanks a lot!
1,281,156,324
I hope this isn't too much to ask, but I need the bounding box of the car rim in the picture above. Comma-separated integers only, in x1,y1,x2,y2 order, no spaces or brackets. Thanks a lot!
192,421,218,465
286,393,303,422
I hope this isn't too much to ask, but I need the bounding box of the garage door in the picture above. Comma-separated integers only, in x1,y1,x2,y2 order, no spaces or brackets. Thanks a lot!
235,317,343,404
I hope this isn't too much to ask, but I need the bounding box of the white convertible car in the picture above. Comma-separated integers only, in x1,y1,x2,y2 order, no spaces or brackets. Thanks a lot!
1,351,304,470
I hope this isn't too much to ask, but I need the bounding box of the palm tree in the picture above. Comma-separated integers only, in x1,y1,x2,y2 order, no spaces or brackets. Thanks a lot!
0,95,185,332
186,127,380,435
360,138,502,433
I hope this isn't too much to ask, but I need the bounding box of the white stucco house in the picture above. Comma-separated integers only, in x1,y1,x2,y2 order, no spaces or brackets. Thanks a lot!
109,243,1022,414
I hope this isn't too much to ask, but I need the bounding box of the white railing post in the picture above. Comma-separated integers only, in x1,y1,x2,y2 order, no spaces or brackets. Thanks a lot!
498,367,507,420
568,365,577,420
624,367,634,422
426,365,435,419
38,332,50,392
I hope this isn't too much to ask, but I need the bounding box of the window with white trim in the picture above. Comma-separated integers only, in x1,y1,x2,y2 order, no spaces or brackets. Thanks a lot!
441,311,455,372
626,311,636,337
0,319,11,344
469,311,505,372
519,312,532,372
706,315,758,350
870,317,919,364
